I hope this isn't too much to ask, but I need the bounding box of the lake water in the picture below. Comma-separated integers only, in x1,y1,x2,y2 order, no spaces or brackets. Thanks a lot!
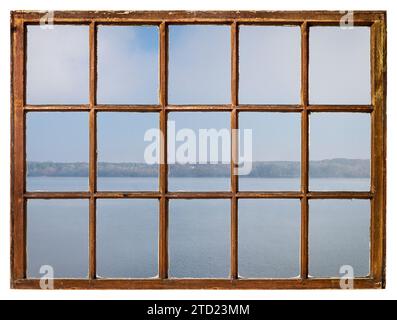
27,177,370,279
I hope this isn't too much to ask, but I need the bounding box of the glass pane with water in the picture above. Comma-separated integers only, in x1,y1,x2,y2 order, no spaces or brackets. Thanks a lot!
309,199,370,277
26,25,89,104
168,25,231,104
26,112,89,191
309,27,371,105
238,112,301,191
97,112,159,191
96,199,158,278
309,113,370,191
169,200,230,278
168,112,231,191
239,26,301,104
27,199,89,278
239,199,301,278
97,26,159,104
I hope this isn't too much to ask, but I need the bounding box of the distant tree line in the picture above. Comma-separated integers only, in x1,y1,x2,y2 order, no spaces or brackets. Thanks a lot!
27,159,370,178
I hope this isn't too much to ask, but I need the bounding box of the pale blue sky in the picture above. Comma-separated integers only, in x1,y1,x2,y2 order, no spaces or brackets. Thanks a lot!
97,26,159,104
168,25,231,104
239,26,301,104
26,25,371,163
309,27,371,104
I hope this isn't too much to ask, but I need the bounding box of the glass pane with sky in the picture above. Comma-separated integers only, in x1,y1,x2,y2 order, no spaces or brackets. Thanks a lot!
26,112,89,191
309,113,371,191
26,25,89,105
168,25,231,104
309,27,371,105
97,112,159,191
97,26,159,104
239,26,301,104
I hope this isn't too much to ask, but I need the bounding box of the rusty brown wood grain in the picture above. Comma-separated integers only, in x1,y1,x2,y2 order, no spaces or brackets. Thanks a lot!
230,22,239,279
300,21,309,280
11,15,26,281
88,21,97,280
12,278,382,290
159,22,169,279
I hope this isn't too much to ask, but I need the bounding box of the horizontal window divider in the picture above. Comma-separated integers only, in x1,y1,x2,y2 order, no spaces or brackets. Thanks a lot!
18,19,377,27
166,192,232,199
307,191,374,199
24,105,90,112
94,192,161,199
12,277,381,290
165,105,232,111
94,105,162,112
94,21,163,26
23,104,374,113
14,10,385,24
237,105,303,112
307,105,374,113
24,105,164,112
23,191,373,200
236,192,303,199
24,192,91,199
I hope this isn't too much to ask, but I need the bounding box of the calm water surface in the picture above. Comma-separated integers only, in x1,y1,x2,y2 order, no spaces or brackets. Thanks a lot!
27,177,370,279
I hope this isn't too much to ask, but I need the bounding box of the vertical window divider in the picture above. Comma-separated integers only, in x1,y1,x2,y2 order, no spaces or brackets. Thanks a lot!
11,16,26,280
231,21,239,280
159,21,169,279
370,19,386,286
89,21,97,280
300,21,309,280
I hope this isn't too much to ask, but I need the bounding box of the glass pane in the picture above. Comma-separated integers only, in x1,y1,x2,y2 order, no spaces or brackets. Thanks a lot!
169,200,230,278
27,199,89,278
97,112,159,191
309,113,370,191
26,112,89,191
309,199,370,277
26,25,89,104
97,199,158,278
97,26,159,104
239,112,301,191
239,26,301,104
168,25,230,104
239,199,300,278
309,27,371,104
168,112,230,191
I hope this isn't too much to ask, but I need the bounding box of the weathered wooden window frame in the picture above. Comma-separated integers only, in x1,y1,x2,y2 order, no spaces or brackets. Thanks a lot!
10,10,386,289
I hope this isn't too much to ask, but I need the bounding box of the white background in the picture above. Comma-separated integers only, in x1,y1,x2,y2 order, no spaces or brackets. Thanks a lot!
0,0,395,300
